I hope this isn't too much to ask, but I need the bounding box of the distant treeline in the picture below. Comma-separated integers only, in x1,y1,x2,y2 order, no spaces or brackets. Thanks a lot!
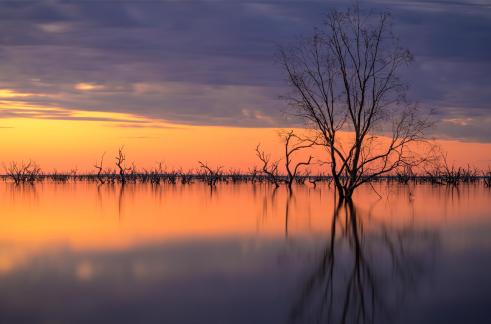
1,152,490,188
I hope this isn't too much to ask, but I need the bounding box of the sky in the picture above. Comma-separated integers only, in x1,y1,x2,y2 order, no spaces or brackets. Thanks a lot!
0,0,490,170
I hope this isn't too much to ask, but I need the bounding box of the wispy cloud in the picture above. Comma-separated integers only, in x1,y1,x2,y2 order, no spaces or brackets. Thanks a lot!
0,1,489,140
0,93,162,126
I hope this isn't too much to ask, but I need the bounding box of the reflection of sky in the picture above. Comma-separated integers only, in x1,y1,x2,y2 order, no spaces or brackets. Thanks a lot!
0,1,489,141
0,233,490,324
0,182,490,323
0,239,312,324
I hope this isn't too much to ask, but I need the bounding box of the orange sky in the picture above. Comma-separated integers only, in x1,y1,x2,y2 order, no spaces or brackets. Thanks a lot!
0,94,490,172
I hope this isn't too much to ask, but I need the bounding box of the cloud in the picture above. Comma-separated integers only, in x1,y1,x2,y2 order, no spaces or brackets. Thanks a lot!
432,116,491,143
0,0,489,140
0,97,158,125
74,83,105,91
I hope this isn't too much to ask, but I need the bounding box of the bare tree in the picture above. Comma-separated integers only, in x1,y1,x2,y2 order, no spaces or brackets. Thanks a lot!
248,166,260,183
115,146,130,184
484,168,491,187
4,160,41,184
282,130,314,191
280,5,432,199
198,161,223,188
256,144,281,188
94,152,106,184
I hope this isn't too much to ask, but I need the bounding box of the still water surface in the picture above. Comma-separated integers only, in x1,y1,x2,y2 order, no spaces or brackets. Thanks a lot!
0,182,490,323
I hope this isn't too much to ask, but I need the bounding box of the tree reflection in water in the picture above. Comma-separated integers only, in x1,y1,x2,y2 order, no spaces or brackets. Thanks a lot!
289,198,439,324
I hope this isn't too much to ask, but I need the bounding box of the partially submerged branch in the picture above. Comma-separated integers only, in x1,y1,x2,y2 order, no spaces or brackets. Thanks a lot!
4,160,41,184
256,144,282,188
198,161,223,188
282,130,315,190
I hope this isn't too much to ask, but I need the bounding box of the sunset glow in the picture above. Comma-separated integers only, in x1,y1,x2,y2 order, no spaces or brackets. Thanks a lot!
1,96,489,171
2,126,490,172
0,1,490,323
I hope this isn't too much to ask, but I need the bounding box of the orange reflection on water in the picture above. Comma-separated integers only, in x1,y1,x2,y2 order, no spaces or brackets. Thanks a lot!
0,181,489,275
0,182,333,250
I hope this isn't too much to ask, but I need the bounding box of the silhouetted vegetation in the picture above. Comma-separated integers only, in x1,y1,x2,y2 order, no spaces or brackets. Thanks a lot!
484,169,491,187
198,161,223,188
115,146,131,184
4,160,41,184
256,144,282,188
279,5,434,200
1,155,488,189
0,8,486,198
94,153,106,184
281,130,314,191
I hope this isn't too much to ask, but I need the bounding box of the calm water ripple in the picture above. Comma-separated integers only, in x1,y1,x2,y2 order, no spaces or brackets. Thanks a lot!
0,182,489,324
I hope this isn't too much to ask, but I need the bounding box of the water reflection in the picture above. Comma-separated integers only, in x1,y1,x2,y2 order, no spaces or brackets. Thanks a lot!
290,199,439,324
0,182,489,323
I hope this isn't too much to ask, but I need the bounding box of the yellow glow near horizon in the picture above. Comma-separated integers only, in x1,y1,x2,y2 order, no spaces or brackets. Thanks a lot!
0,95,490,172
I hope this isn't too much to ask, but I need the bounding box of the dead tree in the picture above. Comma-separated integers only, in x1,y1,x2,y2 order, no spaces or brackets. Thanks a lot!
5,160,41,184
94,153,106,184
308,173,321,188
396,165,414,184
440,152,462,185
255,144,281,188
178,168,194,185
198,161,223,188
282,130,314,191
280,5,432,199
484,168,491,187
115,147,131,184
248,166,259,183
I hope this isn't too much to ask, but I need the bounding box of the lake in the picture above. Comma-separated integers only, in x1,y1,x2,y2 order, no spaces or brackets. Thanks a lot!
0,181,490,323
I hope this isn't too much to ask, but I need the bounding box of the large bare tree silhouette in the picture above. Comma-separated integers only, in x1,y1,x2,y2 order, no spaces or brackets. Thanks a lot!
280,5,433,199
